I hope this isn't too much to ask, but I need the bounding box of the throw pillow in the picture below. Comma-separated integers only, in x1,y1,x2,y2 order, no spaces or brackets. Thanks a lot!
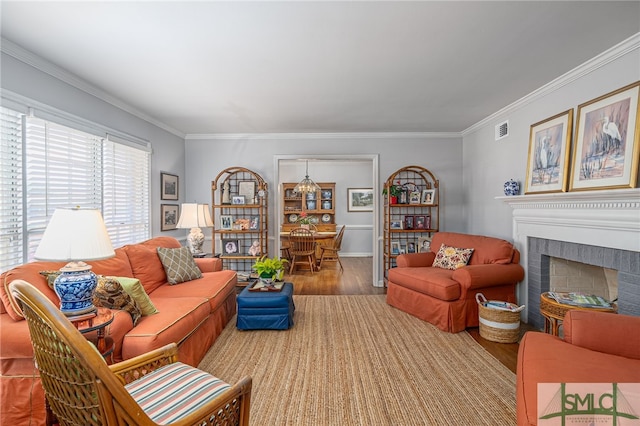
114,277,159,316
432,244,474,270
39,270,62,289
93,276,142,325
157,247,202,285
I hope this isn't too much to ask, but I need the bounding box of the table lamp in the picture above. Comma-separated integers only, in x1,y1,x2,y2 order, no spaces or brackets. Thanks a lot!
176,203,214,255
34,207,115,316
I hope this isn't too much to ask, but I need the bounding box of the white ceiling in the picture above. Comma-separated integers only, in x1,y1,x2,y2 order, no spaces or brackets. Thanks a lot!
1,1,639,136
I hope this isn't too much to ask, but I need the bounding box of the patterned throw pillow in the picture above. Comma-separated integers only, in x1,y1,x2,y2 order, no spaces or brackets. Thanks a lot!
157,247,203,285
39,270,62,289
93,276,142,325
432,244,474,270
115,277,158,316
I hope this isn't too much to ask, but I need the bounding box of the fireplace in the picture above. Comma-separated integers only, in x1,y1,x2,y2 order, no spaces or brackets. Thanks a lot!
500,188,640,327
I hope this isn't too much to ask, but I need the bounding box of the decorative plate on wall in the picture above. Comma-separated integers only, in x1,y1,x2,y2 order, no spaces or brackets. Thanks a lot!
288,214,298,223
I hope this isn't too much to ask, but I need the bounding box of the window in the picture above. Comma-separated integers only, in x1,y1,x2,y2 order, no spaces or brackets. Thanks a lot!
0,106,151,272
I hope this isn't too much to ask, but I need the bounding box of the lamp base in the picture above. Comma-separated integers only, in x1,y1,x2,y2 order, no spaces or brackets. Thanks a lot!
54,262,98,316
188,227,205,255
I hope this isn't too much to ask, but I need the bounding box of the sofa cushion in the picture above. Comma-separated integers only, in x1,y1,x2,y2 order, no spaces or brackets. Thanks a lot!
149,270,237,312
114,277,158,316
431,232,515,265
387,267,461,301
121,296,210,360
123,237,182,294
93,276,142,325
157,247,202,285
432,244,474,270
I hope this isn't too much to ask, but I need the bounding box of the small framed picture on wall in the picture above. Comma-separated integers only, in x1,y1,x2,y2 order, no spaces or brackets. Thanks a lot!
161,204,179,231
161,172,179,201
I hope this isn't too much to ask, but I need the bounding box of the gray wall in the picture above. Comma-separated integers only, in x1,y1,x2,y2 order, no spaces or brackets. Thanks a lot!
1,52,186,238
184,135,464,255
462,43,640,241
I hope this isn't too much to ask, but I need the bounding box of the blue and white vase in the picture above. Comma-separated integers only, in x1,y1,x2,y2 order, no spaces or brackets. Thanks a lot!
503,179,520,196
54,267,98,315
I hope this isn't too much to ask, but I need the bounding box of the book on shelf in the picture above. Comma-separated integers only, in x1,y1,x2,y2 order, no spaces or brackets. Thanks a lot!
547,292,612,309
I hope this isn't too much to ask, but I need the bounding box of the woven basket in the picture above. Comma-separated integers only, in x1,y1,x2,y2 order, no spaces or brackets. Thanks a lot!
476,293,522,344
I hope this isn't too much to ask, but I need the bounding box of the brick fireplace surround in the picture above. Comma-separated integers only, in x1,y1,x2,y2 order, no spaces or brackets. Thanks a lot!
500,188,640,328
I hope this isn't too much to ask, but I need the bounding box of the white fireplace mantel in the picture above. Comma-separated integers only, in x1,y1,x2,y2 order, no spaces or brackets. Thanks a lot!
498,188,640,321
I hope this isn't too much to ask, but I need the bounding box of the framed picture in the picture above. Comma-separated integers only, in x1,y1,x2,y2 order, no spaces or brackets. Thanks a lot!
409,191,421,204
399,244,407,254
249,216,260,230
421,189,435,205
390,241,400,255
160,172,179,200
161,204,179,231
220,215,232,230
404,215,414,230
418,236,432,253
414,215,427,230
222,239,240,255
231,195,246,205
570,81,640,191
390,220,403,230
347,188,374,212
407,241,416,254
238,181,256,204
525,109,573,194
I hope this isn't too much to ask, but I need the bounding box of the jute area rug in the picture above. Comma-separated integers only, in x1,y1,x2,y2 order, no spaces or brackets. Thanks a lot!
198,295,516,425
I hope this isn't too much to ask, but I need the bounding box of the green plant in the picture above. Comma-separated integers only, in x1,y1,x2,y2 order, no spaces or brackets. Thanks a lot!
252,255,289,280
382,181,403,197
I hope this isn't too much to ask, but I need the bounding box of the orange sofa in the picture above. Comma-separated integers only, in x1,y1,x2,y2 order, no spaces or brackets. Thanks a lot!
0,236,237,426
516,310,640,425
386,232,524,332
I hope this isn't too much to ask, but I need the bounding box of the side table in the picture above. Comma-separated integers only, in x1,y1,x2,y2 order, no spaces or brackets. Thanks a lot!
539,292,616,336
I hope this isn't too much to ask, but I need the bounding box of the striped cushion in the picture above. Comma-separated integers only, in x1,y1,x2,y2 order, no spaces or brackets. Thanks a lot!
125,362,231,424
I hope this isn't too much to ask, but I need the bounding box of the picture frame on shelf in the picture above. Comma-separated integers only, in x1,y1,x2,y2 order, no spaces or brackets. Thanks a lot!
414,215,426,230
399,244,407,254
347,188,374,212
418,236,432,253
391,241,400,255
570,81,640,191
525,109,573,194
421,189,435,205
407,241,416,254
249,216,259,230
231,195,246,205
160,172,179,201
238,181,256,204
390,220,403,230
220,215,232,230
160,204,179,231
409,191,421,204
404,215,414,230
222,239,240,255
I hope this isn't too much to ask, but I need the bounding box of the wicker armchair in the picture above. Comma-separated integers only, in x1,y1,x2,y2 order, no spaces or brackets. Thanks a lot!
9,279,251,426
319,225,345,272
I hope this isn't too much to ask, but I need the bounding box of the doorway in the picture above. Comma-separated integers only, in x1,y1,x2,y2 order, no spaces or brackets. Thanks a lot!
274,155,381,287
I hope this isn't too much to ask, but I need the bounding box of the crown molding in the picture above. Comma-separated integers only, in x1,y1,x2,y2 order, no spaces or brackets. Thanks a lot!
462,32,640,136
1,37,185,139
185,131,461,140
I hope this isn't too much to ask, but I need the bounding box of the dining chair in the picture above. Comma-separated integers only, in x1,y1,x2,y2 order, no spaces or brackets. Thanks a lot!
319,225,345,272
9,279,252,426
288,227,317,274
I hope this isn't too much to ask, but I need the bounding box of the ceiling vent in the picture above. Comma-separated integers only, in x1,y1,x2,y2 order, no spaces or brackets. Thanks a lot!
495,120,509,141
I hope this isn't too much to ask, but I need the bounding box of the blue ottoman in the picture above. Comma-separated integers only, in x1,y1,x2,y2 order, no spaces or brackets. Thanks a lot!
236,282,295,330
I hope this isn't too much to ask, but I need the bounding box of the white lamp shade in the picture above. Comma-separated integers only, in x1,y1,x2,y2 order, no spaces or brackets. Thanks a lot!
176,203,214,229
34,208,115,261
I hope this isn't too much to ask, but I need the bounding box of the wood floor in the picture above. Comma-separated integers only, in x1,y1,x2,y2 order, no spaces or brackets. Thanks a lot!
283,256,534,374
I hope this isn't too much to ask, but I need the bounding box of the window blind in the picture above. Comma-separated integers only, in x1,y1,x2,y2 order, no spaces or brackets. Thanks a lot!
0,108,24,272
0,106,151,272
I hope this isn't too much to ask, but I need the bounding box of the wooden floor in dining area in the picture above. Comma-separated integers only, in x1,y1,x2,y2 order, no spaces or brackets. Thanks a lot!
283,256,531,374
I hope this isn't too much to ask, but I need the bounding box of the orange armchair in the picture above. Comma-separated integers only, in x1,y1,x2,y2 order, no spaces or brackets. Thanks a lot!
516,310,640,425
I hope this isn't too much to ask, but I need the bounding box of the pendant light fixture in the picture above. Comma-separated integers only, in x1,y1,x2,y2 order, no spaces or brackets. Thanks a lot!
293,160,321,194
